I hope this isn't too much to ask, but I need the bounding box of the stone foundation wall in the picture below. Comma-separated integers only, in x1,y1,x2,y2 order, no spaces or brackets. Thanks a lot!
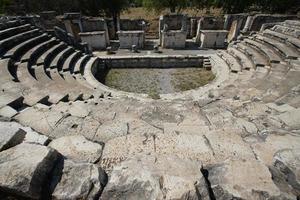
161,31,187,49
79,31,108,50
198,30,228,48
100,55,205,68
118,31,145,49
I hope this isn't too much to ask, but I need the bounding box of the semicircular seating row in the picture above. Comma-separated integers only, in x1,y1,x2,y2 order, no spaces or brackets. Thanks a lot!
0,20,103,111
217,20,300,105
1,19,300,114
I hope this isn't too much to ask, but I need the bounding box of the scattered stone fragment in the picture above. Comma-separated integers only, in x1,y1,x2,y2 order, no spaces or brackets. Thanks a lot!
270,149,300,197
22,127,50,145
0,121,26,151
207,159,281,199
277,108,300,129
266,103,295,113
0,143,58,199
50,159,108,200
101,155,210,200
0,106,18,118
49,135,103,163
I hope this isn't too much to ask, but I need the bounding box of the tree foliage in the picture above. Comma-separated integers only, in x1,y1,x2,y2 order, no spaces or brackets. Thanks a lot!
0,0,299,15
143,0,189,13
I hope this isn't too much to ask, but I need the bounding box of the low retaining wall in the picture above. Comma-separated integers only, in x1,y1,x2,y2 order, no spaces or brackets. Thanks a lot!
99,55,205,68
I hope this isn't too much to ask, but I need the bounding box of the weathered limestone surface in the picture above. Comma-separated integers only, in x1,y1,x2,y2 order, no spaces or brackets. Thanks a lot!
101,155,210,200
1,17,300,200
197,30,229,48
118,30,145,49
161,30,187,49
0,143,58,199
0,121,26,151
207,159,282,200
50,160,108,200
270,149,300,198
22,126,49,145
79,31,107,50
49,135,103,163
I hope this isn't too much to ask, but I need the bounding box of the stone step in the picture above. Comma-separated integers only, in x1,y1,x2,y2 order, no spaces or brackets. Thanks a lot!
0,24,32,40
263,29,300,49
218,51,242,73
0,91,23,110
20,38,58,63
255,34,300,59
0,58,15,81
0,29,41,56
0,105,18,118
61,72,93,99
72,55,91,74
31,60,92,101
61,51,82,72
227,46,255,70
0,20,24,31
3,33,50,60
73,74,95,90
237,42,269,67
283,20,300,29
272,24,300,39
49,47,75,69
35,42,66,66
244,38,283,63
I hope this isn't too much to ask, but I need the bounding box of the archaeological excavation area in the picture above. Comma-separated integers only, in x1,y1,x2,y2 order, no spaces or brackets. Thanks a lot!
0,10,300,200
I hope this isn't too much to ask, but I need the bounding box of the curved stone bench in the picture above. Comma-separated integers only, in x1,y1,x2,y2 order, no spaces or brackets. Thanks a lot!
218,51,242,73
36,42,66,66
0,24,31,39
244,38,283,63
263,29,300,49
3,33,49,60
0,29,41,56
72,55,90,74
22,38,58,63
49,46,74,69
255,34,299,59
237,42,269,67
227,46,255,70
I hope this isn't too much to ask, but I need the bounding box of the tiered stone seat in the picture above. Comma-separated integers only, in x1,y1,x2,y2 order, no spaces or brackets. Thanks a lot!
263,29,300,48
0,29,41,56
72,54,90,74
255,34,299,59
0,24,32,39
244,38,283,63
227,46,255,70
1,19,300,200
236,42,269,67
0,19,101,108
3,33,50,59
271,24,300,38
217,51,242,73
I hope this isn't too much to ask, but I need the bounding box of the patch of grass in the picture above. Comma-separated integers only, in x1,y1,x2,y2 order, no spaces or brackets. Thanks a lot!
148,87,160,99
171,68,215,92
104,67,215,95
